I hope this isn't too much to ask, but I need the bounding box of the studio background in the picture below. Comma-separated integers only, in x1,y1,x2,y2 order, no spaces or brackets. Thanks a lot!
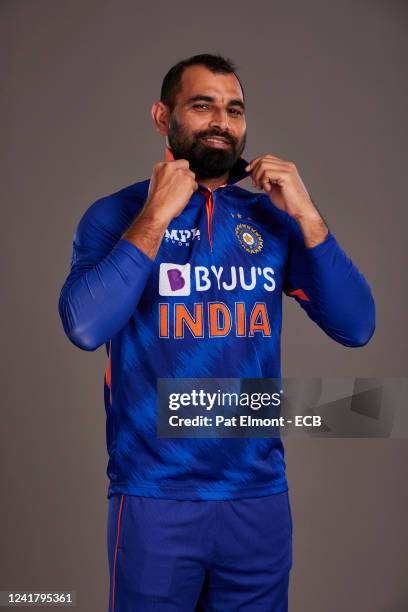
2,1,407,610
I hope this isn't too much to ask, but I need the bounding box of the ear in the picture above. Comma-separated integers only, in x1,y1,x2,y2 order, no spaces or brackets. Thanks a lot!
151,101,170,136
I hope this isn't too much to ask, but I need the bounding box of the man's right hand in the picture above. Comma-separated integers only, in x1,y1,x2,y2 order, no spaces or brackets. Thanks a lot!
121,159,198,261
142,160,198,226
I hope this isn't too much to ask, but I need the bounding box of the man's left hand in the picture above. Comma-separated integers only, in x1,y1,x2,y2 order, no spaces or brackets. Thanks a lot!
245,154,329,247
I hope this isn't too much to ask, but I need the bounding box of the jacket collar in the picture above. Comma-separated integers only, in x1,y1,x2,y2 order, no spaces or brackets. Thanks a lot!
165,146,250,187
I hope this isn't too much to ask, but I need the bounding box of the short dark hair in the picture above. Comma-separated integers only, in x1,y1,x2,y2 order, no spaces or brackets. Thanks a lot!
160,53,244,111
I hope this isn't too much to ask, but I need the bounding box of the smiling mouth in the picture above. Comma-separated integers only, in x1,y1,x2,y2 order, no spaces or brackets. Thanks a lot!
202,136,231,147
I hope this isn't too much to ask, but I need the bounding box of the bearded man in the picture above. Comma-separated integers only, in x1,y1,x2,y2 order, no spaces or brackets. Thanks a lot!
58,53,375,611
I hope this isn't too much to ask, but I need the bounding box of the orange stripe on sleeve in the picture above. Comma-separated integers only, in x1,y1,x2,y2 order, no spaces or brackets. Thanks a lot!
287,288,310,302
111,494,125,612
105,339,112,404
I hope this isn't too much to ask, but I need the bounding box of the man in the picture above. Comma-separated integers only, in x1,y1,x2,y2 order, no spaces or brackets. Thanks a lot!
58,54,375,611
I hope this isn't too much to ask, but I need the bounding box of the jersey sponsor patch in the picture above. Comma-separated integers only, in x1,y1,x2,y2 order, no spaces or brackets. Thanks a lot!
159,263,275,297
159,263,191,296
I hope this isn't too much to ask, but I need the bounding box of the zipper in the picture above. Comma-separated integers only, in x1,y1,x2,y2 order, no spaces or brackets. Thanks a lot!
201,184,227,253
204,186,226,253
205,190,214,253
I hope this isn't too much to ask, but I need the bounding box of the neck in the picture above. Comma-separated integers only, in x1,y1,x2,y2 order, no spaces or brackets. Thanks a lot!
197,171,230,191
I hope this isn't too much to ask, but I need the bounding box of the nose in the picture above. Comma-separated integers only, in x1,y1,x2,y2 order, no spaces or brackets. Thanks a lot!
208,108,229,131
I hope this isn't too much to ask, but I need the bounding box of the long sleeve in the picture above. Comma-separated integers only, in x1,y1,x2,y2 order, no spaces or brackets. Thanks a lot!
283,215,375,347
58,197,154,351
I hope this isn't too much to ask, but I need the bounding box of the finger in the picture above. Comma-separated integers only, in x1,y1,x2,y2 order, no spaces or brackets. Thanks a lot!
247,159,266,186
245,156,264,172
251,159,288,175
252,162,288,188
245,154,286,172
258,169,285,191
172,159,190,169
175,167,193,178
248,160,286,186
261,177,272,192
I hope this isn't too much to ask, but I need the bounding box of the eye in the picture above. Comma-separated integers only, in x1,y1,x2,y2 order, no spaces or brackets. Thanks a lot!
228,108,243,116
193,103,210,110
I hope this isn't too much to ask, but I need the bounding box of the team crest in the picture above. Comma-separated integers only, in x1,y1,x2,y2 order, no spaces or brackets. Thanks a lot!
235,223,263,254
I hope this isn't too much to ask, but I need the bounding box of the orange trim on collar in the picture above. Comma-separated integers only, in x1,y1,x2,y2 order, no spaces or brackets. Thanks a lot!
165,146,174,161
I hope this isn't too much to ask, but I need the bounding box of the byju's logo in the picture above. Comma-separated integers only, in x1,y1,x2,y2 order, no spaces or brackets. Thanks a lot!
159,263,191,296
159,263,276,296
165,227,200,246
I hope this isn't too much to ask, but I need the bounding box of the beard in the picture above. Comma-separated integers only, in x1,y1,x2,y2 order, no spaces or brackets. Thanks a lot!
167,115,246,180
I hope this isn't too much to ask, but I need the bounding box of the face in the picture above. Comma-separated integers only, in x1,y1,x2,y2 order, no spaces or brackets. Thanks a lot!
162,65,247,179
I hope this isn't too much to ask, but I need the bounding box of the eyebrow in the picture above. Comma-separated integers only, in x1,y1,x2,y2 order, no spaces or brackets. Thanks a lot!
186,95,245,110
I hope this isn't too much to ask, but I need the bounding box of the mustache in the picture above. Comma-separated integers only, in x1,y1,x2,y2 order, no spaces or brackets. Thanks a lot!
194,130,237,146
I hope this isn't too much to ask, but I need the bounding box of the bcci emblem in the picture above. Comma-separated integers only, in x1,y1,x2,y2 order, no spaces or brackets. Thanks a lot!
235,223,263,254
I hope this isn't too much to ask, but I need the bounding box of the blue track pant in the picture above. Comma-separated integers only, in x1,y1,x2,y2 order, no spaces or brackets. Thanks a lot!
107,491,293,611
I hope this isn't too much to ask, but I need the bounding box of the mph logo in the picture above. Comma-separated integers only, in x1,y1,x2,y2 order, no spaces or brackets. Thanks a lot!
165,227,200,246
159,263,275,297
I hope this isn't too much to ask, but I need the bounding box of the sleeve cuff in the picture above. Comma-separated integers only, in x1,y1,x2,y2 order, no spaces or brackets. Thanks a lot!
116,237,155,266
304,231,337,259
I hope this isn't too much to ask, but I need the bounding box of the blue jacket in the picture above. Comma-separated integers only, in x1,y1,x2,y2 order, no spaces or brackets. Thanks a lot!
58,154,375,500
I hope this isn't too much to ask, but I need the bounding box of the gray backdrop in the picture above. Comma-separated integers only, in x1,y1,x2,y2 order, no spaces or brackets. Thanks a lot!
2,0,407,610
